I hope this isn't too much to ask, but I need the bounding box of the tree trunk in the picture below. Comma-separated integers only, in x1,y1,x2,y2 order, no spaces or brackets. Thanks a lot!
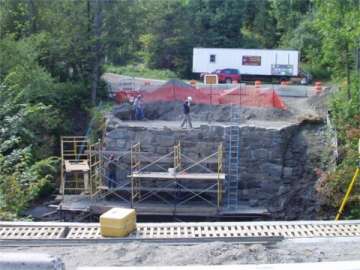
28,0,37,35
90,0,103,105
345,46,351,100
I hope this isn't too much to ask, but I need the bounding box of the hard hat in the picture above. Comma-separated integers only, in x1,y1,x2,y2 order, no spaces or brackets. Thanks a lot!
187,96,192,101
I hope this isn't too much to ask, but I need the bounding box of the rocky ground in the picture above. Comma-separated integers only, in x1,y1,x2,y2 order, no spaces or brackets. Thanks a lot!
104,72,331,124
4,238,360,270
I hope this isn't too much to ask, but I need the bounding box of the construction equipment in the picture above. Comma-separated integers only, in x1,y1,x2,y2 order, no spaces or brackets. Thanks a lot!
335,139,360,220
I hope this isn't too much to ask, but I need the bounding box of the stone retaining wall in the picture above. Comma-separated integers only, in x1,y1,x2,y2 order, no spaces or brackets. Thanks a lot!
104,116,330,219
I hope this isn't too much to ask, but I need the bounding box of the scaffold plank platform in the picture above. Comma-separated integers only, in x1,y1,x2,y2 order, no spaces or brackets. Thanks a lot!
64,160,89,172
59,195,268,217
130,172,225,180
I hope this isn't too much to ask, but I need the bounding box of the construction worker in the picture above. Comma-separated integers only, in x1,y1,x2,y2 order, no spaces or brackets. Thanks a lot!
181,96,192,129
134,94,144,120
107,154,117,189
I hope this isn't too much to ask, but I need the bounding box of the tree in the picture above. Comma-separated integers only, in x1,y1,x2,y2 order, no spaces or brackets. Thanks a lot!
314,0,360,99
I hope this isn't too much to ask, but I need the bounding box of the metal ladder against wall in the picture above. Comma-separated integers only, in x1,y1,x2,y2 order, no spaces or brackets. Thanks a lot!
224,104,241,210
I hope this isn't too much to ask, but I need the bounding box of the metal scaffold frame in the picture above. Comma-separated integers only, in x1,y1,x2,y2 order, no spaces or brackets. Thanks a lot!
60,136,101,198
91,150,132,203
131,142,141,206
129,142,225,211
60,136,227,216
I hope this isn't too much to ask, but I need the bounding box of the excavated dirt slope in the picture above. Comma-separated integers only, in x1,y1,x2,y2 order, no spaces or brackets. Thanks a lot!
5,238,360,269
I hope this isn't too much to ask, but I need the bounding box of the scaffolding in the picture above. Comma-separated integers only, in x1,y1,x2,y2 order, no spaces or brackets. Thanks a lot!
60,135,229,216
60,136,101,197
129,142,225,211
91,149,132,204
89,141,102,194
131,142,141,205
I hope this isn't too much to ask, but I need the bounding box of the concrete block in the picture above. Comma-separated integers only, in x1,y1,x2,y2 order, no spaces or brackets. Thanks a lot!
261,163,283,178
156,146,171,155
116,139,128,148
283,166,293,178
156,135,175,147
260,181,278,193
252,149,269,160
100,208,136,237
107,129,129,139
0,253,64,270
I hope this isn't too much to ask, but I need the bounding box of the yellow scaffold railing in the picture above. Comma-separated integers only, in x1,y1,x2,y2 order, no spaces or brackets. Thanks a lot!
335,139,360,221
174,141,181,171
131,142,141,205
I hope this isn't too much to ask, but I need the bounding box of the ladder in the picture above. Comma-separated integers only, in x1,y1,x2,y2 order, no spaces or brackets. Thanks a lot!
224,104,241,210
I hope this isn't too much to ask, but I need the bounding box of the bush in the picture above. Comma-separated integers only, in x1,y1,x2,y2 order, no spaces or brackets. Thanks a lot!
316,75,360,218
301,63,331,81
105,64,178,80
88,101,113,143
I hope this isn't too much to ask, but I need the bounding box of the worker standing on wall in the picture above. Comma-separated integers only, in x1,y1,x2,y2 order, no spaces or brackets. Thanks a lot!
181,96,192,129
134,94,144,120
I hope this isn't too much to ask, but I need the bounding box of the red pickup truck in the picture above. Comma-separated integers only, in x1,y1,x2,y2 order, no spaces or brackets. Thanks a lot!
201,68,241,83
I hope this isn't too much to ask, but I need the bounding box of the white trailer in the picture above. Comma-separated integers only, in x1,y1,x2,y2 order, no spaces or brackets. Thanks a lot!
192,48,300,80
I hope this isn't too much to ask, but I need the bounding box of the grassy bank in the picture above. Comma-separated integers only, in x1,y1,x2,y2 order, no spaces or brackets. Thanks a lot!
105,64,178,80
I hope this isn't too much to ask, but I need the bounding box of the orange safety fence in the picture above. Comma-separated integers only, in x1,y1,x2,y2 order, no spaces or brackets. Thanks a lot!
115,81,287,110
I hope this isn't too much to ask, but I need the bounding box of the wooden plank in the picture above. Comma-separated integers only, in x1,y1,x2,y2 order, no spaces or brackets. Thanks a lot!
64,160,89,172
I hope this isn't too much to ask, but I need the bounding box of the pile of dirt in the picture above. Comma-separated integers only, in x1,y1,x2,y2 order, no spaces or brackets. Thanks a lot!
162,79,194,89
6,239,360,270
306,86,332,118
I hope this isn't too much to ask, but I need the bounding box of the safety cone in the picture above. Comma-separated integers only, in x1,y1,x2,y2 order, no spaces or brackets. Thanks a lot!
189,80,197,87
314,81,322,94
255,80,261,88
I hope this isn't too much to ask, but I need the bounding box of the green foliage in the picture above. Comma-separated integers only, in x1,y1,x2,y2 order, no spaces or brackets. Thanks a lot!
88,101,114,143
293,1,360,218
0,30,92,217
347,204,360,220
301,63,331,81
105,64,177,80
316,75,360,217
0,0,359,219
0,147,58,215
330,76,360,143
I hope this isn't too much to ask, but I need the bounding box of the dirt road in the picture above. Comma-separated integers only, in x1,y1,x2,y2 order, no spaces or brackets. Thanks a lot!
4,238,360,270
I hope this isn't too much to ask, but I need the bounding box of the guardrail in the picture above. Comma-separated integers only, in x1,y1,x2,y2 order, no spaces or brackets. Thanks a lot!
1,220,360,243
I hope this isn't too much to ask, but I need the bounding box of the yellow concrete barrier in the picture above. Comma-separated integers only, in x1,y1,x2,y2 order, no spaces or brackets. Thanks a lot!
100,208,136,237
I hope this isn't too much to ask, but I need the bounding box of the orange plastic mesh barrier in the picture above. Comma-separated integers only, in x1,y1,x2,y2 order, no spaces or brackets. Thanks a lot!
115,80,287,110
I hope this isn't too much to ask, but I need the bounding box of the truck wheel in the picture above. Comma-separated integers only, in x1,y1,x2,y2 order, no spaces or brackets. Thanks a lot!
225,78,232,84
